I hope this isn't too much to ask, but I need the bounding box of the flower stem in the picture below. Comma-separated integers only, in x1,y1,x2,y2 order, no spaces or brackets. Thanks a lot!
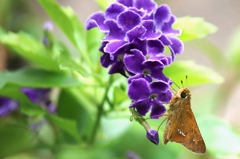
89,76,113,145
130,108,151,131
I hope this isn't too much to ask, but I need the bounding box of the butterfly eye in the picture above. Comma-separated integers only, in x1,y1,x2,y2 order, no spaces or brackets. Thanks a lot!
180,91,187,98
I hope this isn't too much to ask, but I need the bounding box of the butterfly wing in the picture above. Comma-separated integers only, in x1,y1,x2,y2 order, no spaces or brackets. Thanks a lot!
163,104,206,154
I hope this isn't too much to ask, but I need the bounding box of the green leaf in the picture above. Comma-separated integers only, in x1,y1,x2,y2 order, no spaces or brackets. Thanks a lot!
0,31,59,71
227,27,240,68
198,115,240,157
174,16,218,41
95,0,114,11
0,86,80,141
113,86,128,106
57,53,91,77
163,61,224,86
57,89,95,142
0,124,35,158
86,28,104,71
0,68,82,89
46,114,81,141
52,43,91,76
38,0,92,67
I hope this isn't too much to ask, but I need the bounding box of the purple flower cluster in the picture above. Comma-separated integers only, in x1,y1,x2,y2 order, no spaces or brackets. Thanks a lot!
0,88,56,117
86,0,183,116
86,0,183,144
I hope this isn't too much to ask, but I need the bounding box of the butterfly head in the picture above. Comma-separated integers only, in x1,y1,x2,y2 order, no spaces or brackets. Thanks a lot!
177,88,191,99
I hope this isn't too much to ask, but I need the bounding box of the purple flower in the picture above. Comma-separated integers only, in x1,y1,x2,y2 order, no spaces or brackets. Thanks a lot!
22,88,50,103
146,129,159,145
126,151,140,159
21,88,56,113
42,21,53,47
124,49,171,82
130,107,160,145
44,21,53,31
86,0,183,76
0,97,18,117
128,78,170,118
0,88,56,117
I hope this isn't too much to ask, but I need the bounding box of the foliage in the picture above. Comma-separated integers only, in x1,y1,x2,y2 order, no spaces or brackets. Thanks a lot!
0,0,240,159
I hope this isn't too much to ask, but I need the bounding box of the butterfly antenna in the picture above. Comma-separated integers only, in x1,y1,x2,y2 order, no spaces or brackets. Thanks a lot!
181,80,184,88
186,75,188,87
173,81,180,89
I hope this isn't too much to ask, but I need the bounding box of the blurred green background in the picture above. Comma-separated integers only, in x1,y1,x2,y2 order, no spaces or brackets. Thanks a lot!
1,0,240,159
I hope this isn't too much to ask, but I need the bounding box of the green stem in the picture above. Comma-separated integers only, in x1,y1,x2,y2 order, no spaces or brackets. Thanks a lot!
89,76,113,145
130,108,151,131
